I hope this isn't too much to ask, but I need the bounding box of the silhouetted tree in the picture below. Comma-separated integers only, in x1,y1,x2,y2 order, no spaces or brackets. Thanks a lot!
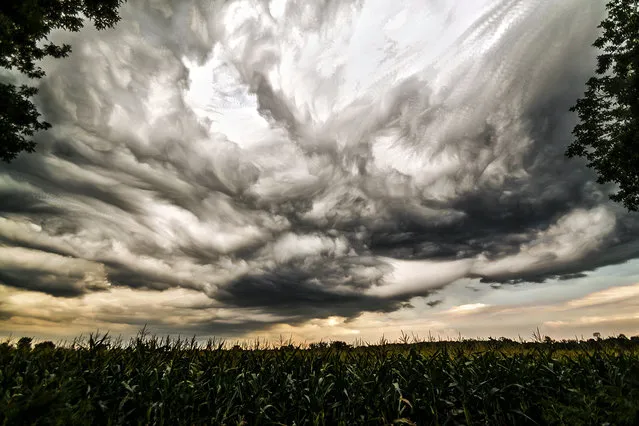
0,0,125,162
16,336,32,350
330,340,350,350
34,340,56,351
566,0,639,211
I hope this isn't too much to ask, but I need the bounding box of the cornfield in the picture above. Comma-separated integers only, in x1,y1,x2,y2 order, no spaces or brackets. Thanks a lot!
1,331,638,425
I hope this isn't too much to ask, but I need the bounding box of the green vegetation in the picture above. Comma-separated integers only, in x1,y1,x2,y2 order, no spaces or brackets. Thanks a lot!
567,0,639,211
1,330,639,425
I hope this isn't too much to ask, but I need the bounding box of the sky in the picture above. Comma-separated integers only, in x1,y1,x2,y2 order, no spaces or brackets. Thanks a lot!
1,0,639,345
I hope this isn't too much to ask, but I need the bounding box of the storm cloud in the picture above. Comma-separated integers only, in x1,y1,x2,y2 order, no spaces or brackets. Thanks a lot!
1,0,638,335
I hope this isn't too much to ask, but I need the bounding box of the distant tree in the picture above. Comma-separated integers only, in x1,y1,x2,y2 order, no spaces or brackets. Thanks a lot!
593,332,602,340
0,0,125,162
330,340,350,350
17,336,32,350
34,340,56,351
566,0,639,211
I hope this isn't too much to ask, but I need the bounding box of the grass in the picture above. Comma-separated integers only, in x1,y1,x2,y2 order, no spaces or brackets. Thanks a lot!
1,329,638,425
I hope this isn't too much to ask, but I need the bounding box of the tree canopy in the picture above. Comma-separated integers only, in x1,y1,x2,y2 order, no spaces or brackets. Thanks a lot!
0,0,124,162
566,0,639,211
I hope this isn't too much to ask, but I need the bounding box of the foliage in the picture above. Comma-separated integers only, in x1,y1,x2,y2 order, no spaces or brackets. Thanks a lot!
15,337,32,351
33,341,56,351
1,331,639,425
0,0,125,162
566,0,639,211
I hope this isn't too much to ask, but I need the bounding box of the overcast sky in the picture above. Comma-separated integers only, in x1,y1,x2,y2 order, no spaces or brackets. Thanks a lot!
1,0,639,344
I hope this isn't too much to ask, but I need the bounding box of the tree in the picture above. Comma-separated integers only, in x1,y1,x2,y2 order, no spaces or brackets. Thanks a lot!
34,340,56,351
566,0,639,211
0,0,125,162
330,340,351,350
16,336,32,350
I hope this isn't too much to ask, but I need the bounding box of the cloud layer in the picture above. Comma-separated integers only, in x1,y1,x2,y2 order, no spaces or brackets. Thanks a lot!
1,0,639,336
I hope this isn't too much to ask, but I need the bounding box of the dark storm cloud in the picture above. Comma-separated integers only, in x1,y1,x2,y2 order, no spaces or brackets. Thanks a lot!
146,318,285,338
103,263,176,291
216,256,402,319
0,265,103,297
3,158,144,218
1,0,638,334
0,182,65,216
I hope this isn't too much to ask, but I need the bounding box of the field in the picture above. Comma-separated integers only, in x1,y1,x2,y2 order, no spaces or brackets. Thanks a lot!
1,331,639,425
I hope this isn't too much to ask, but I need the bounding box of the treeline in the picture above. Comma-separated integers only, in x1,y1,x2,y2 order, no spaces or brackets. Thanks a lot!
4,330,639,352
